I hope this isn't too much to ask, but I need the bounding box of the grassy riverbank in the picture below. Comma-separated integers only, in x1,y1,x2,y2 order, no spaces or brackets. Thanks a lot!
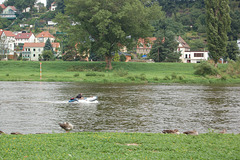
0,132,240,159
1,61,240,84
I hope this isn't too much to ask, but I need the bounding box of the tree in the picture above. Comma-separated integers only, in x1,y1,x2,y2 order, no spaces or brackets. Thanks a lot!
225,41,240,61
56,0,65,13
150,31,180,62
55,0,163,69
42,50,54,61
205,0,231,66
44,38,53,53
47,0,55,10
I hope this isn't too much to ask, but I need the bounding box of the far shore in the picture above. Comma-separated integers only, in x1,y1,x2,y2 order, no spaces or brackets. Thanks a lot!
1,61,240,84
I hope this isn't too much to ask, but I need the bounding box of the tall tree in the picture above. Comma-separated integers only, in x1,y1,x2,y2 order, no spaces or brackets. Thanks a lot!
47,0,55,10
150,31,180,62
55,0,163,69
44,38,53,53
205,0,231,66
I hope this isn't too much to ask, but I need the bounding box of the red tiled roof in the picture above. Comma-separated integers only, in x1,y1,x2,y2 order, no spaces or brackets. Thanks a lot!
0,29,3,36
137,37,157,48
0,4,6,9
177,36,190,48
3,30,15,37
15,32,33,39
52,42,60,48
23,43,45,48
36,31,55,38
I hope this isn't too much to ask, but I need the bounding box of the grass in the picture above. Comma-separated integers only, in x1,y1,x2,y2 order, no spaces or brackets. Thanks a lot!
0,132,239,159
0,61,240,84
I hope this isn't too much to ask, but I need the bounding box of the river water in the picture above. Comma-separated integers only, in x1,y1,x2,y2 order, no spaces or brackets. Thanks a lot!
0,81,239,134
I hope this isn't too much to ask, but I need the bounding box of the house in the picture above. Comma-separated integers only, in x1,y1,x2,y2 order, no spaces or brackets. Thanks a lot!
0,4,6,10
136,37,157,55
22,42,60,61
50,2,57,11
15,32,35,46
0,6,17,19
35,31,55,43
0,30,15,59
177,36,209,63
182,51,209,63
177,36,191,62
237,39,240,50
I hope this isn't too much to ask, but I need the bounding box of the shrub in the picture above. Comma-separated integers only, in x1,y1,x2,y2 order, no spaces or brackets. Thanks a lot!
153,77,159,81
114,68,128,77
194,61,219,76
163,76,170,80
171,72,177,79
74,73,79,77
120,54,127,62
139,73,147,80
85,73,105,77
127,76,136,81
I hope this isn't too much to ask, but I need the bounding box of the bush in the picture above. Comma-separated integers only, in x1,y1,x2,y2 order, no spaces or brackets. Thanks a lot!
171,72,177,80
194,61,219,76
163,76,170,80
120,54,127,62
73,73,79,77
85,73,105,77
114,68,128,77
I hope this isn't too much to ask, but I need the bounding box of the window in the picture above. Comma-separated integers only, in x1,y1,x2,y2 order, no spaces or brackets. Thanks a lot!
194,53,204,57
33,54,35,57
33,49,36,51
28,48,30,51
38,49,41,52
185,54,187,58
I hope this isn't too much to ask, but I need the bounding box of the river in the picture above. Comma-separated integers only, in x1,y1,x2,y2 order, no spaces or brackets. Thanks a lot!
0,81,239,134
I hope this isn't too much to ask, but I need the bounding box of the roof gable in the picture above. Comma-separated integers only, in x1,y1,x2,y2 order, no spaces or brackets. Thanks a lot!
36,31,55,38
15,32,33,39
3,30,15,37
177,36,190,48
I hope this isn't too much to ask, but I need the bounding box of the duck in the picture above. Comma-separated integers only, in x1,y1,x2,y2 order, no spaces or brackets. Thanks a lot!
183,129,198,135
59,122,74,133
0,131,5,134
162,129,180,134
11,132,23,135
219,129,227,134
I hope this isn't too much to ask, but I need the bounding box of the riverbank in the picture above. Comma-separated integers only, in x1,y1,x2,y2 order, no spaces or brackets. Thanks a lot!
1,61,240,84
0,132,239,159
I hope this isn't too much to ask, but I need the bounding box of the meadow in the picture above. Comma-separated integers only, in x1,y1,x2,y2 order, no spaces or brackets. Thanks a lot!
0,132,240,159
1,61,240,84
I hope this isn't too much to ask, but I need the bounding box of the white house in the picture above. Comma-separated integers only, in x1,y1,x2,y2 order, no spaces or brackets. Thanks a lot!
0,30,15,59
22,42,60,61
237,39,240,50
35,31,55,43
182,51,209,63
0,6,17,19
15,32,35,46
50,2,57,11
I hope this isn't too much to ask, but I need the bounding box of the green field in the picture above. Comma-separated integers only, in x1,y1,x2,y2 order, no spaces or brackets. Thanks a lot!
0,132,239,159
1,61,240,84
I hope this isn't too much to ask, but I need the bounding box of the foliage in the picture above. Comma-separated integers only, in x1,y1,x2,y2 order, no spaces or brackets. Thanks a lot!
205,0,231,65
194,61,219,76
120,54,127,62
113,53,120,62
42,50,55,61
225,59,240,76
150,31,180,62
55,0,163,69
114,68,129,77
44,38,53,53
225,41,240,61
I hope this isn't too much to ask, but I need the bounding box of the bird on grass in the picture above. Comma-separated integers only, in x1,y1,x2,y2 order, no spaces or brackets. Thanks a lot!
183,129,198,135
162,129,180,134
11,132,23,135
0,131,5,134
59,122,74,133
219,129,227,134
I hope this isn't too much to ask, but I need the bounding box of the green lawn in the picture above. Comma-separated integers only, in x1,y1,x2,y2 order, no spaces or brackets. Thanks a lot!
0,132,239,159
0,61,239,84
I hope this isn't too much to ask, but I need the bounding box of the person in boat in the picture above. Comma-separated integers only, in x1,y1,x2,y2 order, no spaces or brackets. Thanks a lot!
76,93,84,99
